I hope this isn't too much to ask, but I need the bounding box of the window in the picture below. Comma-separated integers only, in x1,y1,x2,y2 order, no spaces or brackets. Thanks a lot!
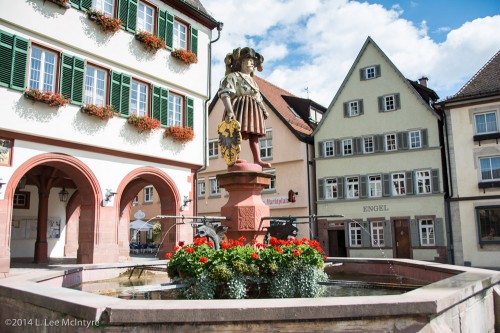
360,65,380,80
368,175,382,197
137,1,154,33
209,177,220,196
197,178,205,197
173,20,187,50
29,46,57,92
168,93,183,126
84,65,107,105
208,139,219,158
13,191,29,209
342,139,352,155
371,221,384,246
365,66,376,79
324,141,334,157
346,177,359,199
93,0,114,16
419,219,435,246
144,186,153,202
349,101,359,116
416,170,431,194
343,100,363,117
260,129,273,159
349,222,361,247
363,136,374,153
264,170,276,191
131,80,148,116
409,130,421,149
385,134,397,151
392,173,406,195
476,206,500,243
325,178,338,199
480,157,500,181
133,195,138,205
475,112,498,134
379,94,400,112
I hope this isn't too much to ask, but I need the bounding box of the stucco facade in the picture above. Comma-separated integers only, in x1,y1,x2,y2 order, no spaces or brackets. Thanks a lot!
0,0,219,274
314,37,447,263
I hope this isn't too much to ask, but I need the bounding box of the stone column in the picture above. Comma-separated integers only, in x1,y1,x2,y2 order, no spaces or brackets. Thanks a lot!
217,169,271,243
34,189,49,264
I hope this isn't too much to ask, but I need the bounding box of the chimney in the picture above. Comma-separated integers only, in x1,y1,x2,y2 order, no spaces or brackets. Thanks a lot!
418,76,429,87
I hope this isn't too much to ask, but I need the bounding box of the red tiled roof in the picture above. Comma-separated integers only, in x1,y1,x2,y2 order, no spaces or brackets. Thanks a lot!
253,76,314,136
445,50,500,102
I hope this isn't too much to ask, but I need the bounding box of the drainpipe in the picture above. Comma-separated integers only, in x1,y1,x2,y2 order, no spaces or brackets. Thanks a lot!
442,108,455,264
194,22,223,216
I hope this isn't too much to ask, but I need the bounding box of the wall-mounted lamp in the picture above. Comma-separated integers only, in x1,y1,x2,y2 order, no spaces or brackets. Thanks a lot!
288,189,298,203
105,189,117,202
181,195,192,210
17,176,27,190
59,187,69,202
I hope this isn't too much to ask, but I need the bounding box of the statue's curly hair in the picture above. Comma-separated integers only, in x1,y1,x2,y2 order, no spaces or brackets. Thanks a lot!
224,47,264,76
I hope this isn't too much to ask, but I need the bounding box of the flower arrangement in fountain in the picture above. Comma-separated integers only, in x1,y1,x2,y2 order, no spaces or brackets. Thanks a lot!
164,126,195,143
87,9,122,33
170,49,198,65
24,88,71,107
81,104,115,120
127,114,161,132
135,31,166,52
166,236,328,299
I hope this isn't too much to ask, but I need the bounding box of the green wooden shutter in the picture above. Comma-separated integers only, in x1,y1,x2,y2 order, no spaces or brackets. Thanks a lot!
383,220,392,247
119,0,137,33
395,93,401,109
406,171,414,195
432,169,440,193
375,65,381,77
158,10,166,39
353,137,362,154
110,71,131,116
361,222,371,247
344,223,350,248
152,85,169,126
421,129,428,147
358,99,364,115
186,96,194,128
70,0,91,11
0,30,29,91
434,218,445,246
318,178,325,200
318,141,324,157
378,96,384,112
190,27,198,56
359,175,367,198
337,177,344,198
343,102,349,117
334,139,341,156
382,174,391,196
359,68,366,81
166,12,174,49
152,85,161,122
60,54,85,105
410,219,419,247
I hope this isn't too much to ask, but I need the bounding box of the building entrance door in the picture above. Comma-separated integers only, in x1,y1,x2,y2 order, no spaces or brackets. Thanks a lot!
394,219,411,259
328,230,347,257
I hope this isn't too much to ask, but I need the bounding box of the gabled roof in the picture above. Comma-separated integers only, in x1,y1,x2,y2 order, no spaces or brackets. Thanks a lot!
209,76,326,142
165,0,219,29
314,36,440,134
439,50,500,104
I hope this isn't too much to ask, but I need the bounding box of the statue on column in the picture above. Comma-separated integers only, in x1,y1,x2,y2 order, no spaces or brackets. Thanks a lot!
217,47,271,169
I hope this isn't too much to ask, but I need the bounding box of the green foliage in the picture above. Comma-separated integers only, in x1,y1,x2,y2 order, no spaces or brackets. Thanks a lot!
165,236,328,299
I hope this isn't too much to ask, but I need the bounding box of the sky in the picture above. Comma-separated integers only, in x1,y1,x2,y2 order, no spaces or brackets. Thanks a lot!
202,0,500,107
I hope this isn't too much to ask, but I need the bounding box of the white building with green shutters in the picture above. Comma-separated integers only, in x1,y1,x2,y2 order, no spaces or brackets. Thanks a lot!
0,0,220,274
314,37,448,263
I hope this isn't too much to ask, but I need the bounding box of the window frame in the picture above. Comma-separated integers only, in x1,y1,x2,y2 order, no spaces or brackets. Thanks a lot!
324,140,334,157
130,79,149,117
173,19,188,50
416,170,431,194
13,191,30,209
479,156,500,182
144,186,153,203
84,63,108,106
168,91,184,126
325,178,338,199
476,206,500,244
409,130,422,149
475,111,498,135
349,222,362,247
368,175,382,198
345,176,359,199
197,178,205,197
259,128,273,159
391,172,406,196
385,133,397,151
370,221,385,247
342,138,353,156
363,136,374,154
137,1,156,34
208,139,219,159
29,44,59,93
93,0,114,17
209,177,220,196
419,219,435,246
263,169,276,192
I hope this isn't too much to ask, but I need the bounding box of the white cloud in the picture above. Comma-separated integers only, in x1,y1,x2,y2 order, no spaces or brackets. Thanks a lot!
204,0,500,105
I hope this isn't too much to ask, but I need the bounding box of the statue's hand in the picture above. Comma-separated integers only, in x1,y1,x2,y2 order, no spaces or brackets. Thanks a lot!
263,109,269,120
225,110,235,122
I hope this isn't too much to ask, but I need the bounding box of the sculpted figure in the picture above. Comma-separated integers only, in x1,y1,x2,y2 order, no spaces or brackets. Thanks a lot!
217,47,271,168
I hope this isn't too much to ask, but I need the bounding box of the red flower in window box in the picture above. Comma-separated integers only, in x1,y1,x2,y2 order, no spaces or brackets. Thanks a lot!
81,104,115,120
87,9,122,33
164,126,195,143
24,89,71,107
135,31,166,52
170,49,198,65
127,114,161,133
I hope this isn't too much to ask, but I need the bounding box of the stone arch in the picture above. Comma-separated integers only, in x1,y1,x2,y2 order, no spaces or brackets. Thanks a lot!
0,153,102,273
115,167,182,258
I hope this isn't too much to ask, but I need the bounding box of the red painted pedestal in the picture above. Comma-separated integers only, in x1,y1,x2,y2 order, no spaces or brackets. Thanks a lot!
217,163,271,243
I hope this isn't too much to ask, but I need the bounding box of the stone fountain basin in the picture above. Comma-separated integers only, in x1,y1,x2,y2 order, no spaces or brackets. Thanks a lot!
0,258,499,332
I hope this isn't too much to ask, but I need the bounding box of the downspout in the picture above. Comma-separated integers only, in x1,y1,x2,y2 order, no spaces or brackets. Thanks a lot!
442,108,455,264
194,22,223,216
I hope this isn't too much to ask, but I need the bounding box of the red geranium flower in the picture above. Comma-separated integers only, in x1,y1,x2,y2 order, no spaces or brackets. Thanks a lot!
251,253,259,260
165,252,173,259
199,257,208,263
178,241,185,247
185,247,195,253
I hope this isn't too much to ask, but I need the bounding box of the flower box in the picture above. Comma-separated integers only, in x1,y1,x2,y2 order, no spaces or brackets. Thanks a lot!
135,31,166,52
127,115,161,132
47,0,71,9
164,126,195,143
87,10,122,33
24,89,71,107
171,49,198,65
81,104,115,120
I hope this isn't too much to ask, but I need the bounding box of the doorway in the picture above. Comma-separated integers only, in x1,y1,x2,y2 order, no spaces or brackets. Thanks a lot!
393,219,411,259
328,229,347,257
